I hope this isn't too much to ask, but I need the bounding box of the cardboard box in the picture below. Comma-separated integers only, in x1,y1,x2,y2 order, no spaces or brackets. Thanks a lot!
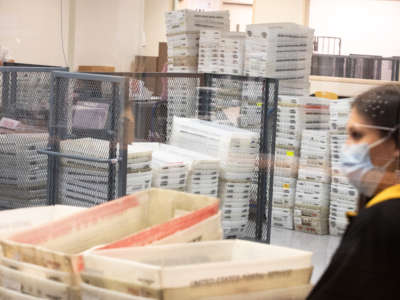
157,42,168,72
132,56,158,93
81,240,312,300
1,189,221,274
78,66,115,73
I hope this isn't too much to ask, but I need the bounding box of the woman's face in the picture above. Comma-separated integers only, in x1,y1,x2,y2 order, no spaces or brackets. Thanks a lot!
346,107,398,168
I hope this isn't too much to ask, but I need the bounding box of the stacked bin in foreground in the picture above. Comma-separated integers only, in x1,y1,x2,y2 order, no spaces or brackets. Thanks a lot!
170,117,258,238
329,99,358,236
0,189,222,299
80,241,313,300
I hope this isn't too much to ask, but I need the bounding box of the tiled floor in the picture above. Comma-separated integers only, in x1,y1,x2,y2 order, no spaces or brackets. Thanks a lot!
270,228,341,283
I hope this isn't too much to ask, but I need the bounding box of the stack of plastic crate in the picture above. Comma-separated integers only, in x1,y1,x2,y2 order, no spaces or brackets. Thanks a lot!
165,10,229,73
208,77,243,127
198,30,245,76
133,142,220,197
271,96,304,230
294,97,331,234
244,23,314,96
165,10,230,136
0,132,48,209
59,138,153,206
217,32,246,76
125,144,153,194
295,130,330,235
135,143,189,192
159,144,220,197
198,30,221,74
15,72,51,126
239,80,264,132
170,117,258,238
329,99,358,236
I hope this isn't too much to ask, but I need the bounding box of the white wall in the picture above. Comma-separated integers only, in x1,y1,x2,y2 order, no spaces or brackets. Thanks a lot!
222,3,253,32
73,0,144,71
142,0,173,56
0,0,70,66
0,0,145,71
309,0,400,57
253,0,307,25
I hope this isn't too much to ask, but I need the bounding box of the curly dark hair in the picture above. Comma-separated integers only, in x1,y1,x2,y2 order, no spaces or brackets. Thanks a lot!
352,84,400,147
352,84,400,208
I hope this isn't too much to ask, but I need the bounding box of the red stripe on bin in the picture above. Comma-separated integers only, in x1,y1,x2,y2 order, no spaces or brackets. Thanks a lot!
10,195,140,244
98,203,219,250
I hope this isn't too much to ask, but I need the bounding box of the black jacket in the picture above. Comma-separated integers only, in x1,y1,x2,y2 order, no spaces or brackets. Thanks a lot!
307,185,400,300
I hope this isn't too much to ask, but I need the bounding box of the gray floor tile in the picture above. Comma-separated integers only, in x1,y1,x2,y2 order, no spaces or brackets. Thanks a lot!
270,228,341,283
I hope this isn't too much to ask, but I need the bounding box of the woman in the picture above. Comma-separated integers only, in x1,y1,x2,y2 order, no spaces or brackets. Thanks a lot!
307,84,400,300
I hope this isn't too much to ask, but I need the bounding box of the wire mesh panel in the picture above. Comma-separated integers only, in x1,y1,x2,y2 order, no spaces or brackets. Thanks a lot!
110,72,278,243
44,72,129,207
202,74,278,243
0,66,66,209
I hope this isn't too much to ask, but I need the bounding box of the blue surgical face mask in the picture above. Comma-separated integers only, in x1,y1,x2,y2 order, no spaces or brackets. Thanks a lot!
340,133,395,197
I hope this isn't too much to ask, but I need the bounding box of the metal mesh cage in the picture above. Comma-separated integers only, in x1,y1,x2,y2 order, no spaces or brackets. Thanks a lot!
43,72,129,207
104,72,278,243
0,66,66,209
1,68,278,242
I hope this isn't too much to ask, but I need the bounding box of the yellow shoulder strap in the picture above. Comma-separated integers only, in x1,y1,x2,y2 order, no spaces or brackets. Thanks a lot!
366,184,400,208
346,184,400,219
